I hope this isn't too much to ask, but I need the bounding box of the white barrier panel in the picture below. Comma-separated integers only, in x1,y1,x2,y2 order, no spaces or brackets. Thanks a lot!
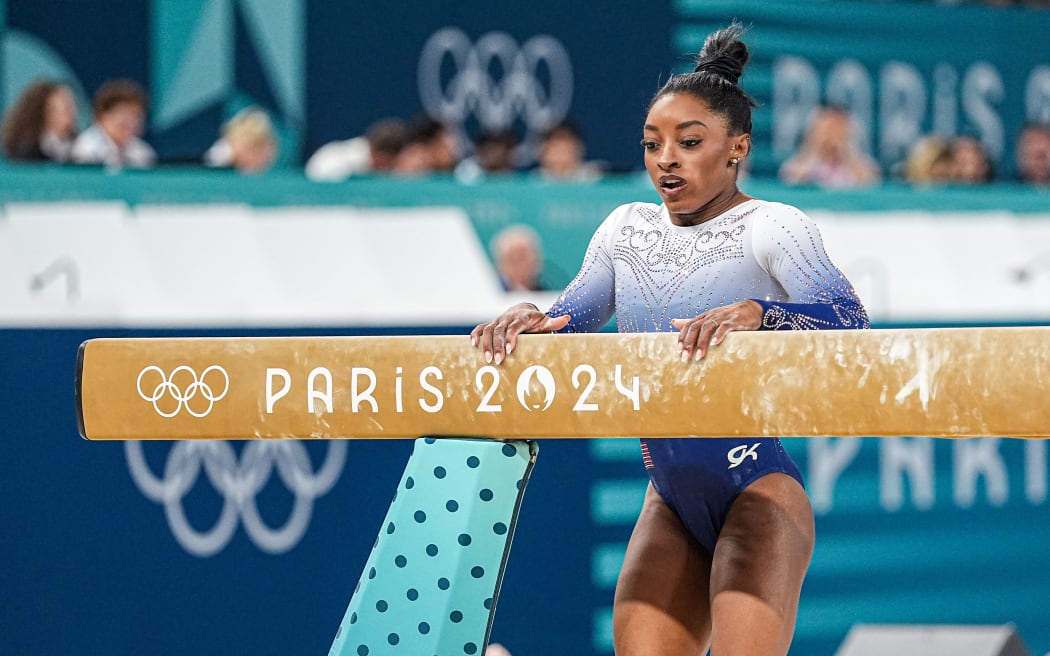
0,205,16,313
347,207,507,323
3,204,1050,327
0,204,514,327
250,205,511,325
0,202,158,325
814,211,1050,323
252,206,371,319
130,204,281,324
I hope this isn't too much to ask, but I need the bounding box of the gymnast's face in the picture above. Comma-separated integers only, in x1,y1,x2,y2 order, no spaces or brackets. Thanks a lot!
642,93,749,226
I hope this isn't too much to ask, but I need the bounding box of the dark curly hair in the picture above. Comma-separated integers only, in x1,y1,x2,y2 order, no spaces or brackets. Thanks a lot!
2,79,66,161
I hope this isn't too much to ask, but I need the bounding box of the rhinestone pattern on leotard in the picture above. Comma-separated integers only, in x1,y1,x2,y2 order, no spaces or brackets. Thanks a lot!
546,199,868,333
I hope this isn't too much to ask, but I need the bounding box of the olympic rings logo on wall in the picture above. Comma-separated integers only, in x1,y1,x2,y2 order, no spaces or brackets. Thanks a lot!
137,365,229,418
125,440,347,557
418,27,574,132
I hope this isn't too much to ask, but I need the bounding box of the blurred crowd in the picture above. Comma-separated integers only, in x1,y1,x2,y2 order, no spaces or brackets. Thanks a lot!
305,115,604,184
776,103,1050,189
5,76,1049,190
0,76,605,182
1,78,278,174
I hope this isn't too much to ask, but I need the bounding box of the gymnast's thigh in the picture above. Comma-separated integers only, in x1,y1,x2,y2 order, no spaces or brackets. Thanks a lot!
708,472,816,656
613,483,713,656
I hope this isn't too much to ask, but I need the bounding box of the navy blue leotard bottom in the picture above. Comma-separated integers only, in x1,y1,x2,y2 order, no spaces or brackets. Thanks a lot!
640,436,805,554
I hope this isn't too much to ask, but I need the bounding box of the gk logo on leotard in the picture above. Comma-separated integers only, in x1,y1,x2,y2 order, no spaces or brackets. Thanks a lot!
136,365,229,418
125,440,346,557
727,443,761,469
417,27,573,133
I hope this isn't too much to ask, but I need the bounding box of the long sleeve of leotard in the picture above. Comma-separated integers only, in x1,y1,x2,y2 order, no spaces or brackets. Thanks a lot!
545,213,618,333
750,205,869,330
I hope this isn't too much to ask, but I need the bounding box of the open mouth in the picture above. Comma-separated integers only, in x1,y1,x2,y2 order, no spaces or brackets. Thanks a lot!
659,175,687,192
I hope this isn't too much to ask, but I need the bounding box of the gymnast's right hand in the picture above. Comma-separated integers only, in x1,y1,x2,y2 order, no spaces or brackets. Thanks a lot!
470,303,571,365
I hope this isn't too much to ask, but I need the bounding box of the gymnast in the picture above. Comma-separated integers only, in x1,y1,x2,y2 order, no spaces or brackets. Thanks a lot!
471,23,869,656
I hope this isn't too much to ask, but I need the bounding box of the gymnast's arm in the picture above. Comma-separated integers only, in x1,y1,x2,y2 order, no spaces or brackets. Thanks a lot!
470,218,617,364
673,204,869,361
543,221,617,334
750,205,870,331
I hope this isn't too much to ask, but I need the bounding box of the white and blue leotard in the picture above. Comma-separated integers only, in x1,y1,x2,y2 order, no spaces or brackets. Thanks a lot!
545,198,868,552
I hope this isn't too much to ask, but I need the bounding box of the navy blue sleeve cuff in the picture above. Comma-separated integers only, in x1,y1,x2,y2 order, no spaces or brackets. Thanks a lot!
751,298,870,331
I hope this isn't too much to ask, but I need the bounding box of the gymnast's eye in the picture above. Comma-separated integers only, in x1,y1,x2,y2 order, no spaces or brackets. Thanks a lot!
641,140,659,151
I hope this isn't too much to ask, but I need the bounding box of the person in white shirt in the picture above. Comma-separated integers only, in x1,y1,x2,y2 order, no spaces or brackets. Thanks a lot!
306,118,406,181
71,79,156,169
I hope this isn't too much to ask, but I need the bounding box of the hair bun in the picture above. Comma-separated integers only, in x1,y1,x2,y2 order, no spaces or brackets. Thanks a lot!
692,22,749,85
694,60,742,83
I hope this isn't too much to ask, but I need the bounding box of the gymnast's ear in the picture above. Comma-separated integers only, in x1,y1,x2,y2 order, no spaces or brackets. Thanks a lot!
731,134,751,158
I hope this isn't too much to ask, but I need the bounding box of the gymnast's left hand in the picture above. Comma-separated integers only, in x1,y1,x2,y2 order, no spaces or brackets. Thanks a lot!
671,300,763,362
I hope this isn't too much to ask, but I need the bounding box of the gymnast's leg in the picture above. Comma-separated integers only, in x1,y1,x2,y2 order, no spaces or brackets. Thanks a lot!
708,473,816,656
613,483,713,655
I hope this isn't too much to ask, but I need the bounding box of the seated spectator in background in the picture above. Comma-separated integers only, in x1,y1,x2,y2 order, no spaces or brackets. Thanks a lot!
203,106,277,174
71,79,156,168
949,135,994,184
903,135,955,185
455,129,520,182
1,79,78,162
779,104,881,188
491,224,546,292
1014,122,1050,184
393,115,460,176
305,117,406,181
535,120,603,181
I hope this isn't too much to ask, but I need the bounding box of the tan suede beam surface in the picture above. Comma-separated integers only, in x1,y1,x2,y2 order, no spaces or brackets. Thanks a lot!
77,328,1050,440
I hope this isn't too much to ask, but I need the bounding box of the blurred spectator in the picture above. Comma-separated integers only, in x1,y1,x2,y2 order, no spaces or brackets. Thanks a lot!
1,79,78,162
455,129,520,182
949,135,994,184
204,106,278,174
306,117,406,181
1014,122,1050,184
71,79,156,168
491,224,546,292
535,120,603,181
393,115,460,176
904,134,995,185
903,135,955,184
779,104,881,188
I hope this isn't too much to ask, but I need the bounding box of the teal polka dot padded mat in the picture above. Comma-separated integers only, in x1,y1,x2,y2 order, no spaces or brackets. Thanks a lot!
329,437,538,656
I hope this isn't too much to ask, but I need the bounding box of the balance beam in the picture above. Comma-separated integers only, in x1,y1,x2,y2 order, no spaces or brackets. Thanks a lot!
76,327,1050,440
